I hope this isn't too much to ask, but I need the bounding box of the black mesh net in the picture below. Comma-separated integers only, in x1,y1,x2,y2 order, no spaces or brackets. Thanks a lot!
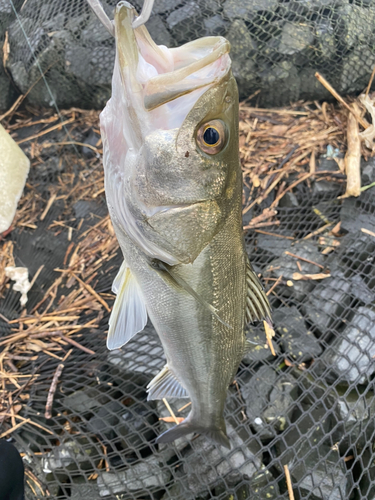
1,0,375,110
1,1,375,500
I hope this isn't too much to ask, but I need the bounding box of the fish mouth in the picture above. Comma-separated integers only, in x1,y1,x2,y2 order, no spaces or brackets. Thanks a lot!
114,1,231,112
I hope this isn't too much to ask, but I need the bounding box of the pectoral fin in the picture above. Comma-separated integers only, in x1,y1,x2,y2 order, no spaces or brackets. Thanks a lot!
147,365,188,400
107,262,147,350
245,260,272,324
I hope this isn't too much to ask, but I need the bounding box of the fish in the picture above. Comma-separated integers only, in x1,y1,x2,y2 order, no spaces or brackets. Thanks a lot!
98,0,271,449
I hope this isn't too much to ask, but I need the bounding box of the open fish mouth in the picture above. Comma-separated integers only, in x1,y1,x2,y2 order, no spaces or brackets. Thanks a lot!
113,1,231,129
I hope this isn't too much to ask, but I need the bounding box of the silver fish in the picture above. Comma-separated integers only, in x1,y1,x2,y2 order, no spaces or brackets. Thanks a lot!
98,1,271,448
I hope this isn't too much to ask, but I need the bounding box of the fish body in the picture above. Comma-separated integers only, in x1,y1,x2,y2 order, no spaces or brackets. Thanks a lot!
99,1,271,448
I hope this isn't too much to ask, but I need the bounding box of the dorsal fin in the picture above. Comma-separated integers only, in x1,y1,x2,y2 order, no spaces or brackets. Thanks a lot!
245,260,272,324
107,262,147,350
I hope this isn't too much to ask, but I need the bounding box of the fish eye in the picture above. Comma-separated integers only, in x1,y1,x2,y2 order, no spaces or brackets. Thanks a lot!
196,120,226,155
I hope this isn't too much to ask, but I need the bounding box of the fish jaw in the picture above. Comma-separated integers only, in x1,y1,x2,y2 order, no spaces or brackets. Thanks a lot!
100,1,234,264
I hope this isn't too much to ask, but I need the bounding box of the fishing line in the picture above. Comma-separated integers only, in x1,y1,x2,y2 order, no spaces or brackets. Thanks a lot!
8,0,80,157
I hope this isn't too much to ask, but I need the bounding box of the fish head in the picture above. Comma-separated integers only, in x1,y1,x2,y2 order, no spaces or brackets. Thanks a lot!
100,1,241,265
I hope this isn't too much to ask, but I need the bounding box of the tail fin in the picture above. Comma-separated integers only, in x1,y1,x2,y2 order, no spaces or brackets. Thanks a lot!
155,418,231,449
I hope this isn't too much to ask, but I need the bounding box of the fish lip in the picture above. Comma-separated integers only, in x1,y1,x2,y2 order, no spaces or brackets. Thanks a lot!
114,2,231,111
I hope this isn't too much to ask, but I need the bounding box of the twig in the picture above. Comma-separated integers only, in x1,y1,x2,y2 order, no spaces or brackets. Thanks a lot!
29,265,44,290
0,418,30,438
315,72,368,129
44,351,72,419
361,228,375,238
284,464,295,500
254,230,294,240
162,398,179,425
263,320,276,356
284,251,324,269
302,223,332,240
59,334,95,355
292,272,331,281
177,402,192,413
365,64,375,97
71,273,111,313
266,275,283,296
40,193,57,221
16,117,75,145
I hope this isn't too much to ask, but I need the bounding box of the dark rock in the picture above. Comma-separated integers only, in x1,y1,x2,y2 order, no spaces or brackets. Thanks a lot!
243,324,280,363
279,192,299,208
0,68,12,111
203,15,228,37
97,455,171,495
223,0,277,21
341,45,375,94
70,477,102,499
226,20,257,99
273,306,322,361
134,0,181,15
331,387,375,453
117,404,158,450
250,469,280,499
183,423,262,495
241,366,278,439
146,15,173,47
255,232,293,262
259,61,300,107
262,375,298,432
361,157,375,185
166,2,201,44
277,22,314,56
81,129,101,157
87,400,125,439
62,388,110,414
303,271,374,334
264,241,325,301
42,438,101,473
340,190,375,234
318,306,375,384
359,448,375,500
338,4,375,50
314,19,336,61
107,321,164,377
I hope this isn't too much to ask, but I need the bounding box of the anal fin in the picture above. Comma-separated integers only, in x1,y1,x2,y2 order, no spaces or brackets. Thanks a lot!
147,365,188,400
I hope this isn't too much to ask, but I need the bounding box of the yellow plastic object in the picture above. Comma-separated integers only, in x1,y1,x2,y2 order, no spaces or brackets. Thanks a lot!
0,123,30,233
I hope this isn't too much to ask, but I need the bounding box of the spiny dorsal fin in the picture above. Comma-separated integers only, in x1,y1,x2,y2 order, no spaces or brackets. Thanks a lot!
107,262,147,350
147,365,188,400
245,260,272,324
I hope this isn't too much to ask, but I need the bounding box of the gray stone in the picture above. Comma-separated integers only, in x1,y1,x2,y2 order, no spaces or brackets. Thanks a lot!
362,157,375,185
0,68,12,111
264,241,325,301
70,477,102,499
87,400,125,439
226,20,257,99
108,321,164,377
156,398,192,454
341,46,375,94
243,325,279,363
258,61,300,107
146,15,173,47
331,388,375,453
134,0,181,15
166,2,201,44
338,4,375,49
278,22,314,56
183,423,262,495
97,455,171,496
279,192,299,208
273,306,321,361
255,232,293,262
62,388,110,414
359,448,375,500
303,271,374,334
319,306,375,384
262,375,298,432
117,404,158,450
241,366,278,439
250,469,280,499
203,15,228,37
42,439,100,473
223,0,277,21
313,19,336,61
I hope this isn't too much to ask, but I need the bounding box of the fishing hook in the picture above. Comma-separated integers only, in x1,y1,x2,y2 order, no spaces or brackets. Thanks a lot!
86,0,155,35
